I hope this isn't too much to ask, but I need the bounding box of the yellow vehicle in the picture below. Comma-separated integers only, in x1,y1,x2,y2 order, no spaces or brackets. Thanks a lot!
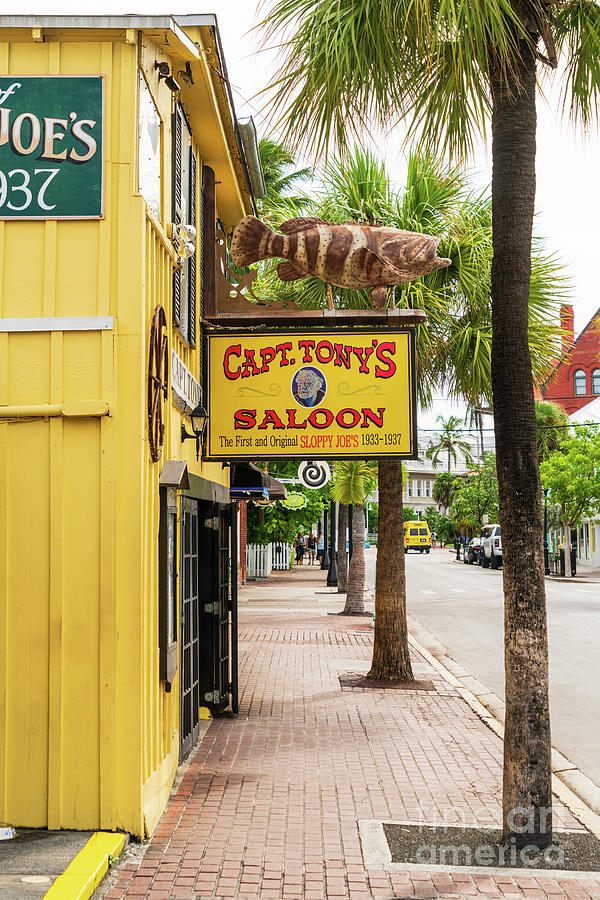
404,521,431,553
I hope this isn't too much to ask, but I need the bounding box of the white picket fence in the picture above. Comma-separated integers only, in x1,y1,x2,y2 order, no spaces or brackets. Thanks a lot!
271,541,293,570
247,543,272,578
247,542,293,578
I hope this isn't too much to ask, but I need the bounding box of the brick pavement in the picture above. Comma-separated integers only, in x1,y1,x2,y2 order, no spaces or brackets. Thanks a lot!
103,590,600,900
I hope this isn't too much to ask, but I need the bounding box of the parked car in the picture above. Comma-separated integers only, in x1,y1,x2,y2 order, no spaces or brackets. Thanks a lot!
463,536,483,565
481,524,502,568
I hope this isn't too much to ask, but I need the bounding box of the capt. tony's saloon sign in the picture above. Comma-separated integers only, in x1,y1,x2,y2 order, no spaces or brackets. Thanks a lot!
0,76,103,219
207,329,417,460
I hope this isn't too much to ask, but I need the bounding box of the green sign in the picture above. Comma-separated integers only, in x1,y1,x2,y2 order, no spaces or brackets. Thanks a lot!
0,76,103,219
281,492,309,510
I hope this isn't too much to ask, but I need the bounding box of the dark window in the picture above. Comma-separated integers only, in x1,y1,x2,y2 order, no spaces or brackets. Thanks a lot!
419,528,428,535
592,369,600,395
172,104,197,347
159,487,178,689
574,369,587,396
410,528,418,535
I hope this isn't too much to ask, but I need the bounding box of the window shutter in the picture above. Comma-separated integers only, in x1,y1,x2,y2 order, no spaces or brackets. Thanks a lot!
201,165,216,319
188,148,197,348
172,107,182,327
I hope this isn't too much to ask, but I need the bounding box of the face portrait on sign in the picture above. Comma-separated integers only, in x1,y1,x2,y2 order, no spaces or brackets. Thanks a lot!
291,367,327,408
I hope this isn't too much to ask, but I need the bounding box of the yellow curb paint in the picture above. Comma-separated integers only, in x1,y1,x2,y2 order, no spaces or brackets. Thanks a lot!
43,832,125,900
198,706,212,720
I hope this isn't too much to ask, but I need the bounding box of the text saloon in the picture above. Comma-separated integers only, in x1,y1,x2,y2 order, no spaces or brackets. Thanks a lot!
207,330,417,460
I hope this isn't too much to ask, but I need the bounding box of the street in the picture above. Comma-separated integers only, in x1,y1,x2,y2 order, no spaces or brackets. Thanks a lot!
365,546,600,788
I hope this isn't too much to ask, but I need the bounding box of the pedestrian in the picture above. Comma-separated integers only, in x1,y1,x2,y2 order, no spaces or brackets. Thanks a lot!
431,530,437,549
307,531,317,564
316,531,324,562
295,533,305,565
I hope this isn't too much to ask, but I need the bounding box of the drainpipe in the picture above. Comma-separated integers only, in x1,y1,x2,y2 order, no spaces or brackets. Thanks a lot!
238,117,266,201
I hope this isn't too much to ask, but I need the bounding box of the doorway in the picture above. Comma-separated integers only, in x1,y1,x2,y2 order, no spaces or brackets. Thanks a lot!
179,499,238,761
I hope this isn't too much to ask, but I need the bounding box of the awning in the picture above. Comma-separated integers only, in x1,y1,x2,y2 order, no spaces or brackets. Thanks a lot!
159,460,190,489
229,462,287,502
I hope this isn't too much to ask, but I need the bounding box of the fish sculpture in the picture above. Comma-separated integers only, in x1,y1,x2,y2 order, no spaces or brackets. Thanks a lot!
231,215,452,307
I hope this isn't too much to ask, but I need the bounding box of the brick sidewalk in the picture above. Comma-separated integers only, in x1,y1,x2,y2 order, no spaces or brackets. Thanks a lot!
104,603,600,900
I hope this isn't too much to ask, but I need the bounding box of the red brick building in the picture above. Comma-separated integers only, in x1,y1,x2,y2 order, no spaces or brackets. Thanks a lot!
541,304,600,413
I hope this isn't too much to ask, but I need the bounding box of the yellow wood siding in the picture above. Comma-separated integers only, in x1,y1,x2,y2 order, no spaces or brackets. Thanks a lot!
0,24,240,837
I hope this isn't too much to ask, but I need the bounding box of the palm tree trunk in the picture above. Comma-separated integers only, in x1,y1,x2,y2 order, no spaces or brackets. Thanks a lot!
342,503,365,614
337,503,348,593
368,459,414,681
490,45,552,848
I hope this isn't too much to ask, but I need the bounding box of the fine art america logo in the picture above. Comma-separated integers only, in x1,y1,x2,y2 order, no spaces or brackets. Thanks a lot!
0,76,103,218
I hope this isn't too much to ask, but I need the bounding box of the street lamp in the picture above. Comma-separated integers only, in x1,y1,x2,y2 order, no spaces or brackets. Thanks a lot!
181,403,209,461
327,499,338,586
321,507,330,569
543,488,550,575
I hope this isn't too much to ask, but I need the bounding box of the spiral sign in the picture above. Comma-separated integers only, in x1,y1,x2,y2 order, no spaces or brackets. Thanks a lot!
298,461,331,490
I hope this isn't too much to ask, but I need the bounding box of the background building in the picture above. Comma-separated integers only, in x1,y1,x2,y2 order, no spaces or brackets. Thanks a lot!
541,304,600,413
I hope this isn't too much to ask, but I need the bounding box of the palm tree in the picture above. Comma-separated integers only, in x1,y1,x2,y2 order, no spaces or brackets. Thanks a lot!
426,415,475,471
257,147,563,684
258,138,311,220
258,0,597,846
331,461,377,615
337,502,348,594
432,472,459,514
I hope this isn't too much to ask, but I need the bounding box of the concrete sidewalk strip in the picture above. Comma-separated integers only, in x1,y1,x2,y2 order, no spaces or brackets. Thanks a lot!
101,570,600,899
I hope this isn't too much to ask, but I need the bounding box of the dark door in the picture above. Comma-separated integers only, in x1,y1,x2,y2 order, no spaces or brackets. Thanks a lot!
198,502,238,716
179,498,200,761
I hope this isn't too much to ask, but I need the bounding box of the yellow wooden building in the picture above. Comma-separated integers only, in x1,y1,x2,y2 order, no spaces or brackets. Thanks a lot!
0,14,262,837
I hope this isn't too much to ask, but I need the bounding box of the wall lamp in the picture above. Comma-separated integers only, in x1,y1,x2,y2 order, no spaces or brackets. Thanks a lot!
155,61,180,93
181,403,209,460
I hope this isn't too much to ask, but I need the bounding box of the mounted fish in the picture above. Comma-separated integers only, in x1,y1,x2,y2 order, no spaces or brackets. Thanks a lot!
230,216,452,308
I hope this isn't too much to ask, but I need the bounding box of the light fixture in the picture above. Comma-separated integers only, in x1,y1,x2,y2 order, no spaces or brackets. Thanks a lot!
178,224,196,242
181,403,209,460
178,62,194,86
164,75,181,93
168,223,196,260
155,61,180,93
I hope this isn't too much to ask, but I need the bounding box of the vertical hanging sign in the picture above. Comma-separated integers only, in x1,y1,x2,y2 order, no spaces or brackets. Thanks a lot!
0,76,104,219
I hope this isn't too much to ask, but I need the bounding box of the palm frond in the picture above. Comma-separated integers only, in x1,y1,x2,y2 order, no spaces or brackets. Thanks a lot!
331,459,378,504
554,0,600,128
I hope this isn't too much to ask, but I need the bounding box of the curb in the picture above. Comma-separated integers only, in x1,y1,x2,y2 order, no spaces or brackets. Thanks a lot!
449,555,600,583
43,832,127,900
407,620,600,841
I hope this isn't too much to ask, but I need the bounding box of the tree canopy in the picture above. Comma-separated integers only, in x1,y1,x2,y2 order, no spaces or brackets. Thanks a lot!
540,426,600,530
451,454,500,534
